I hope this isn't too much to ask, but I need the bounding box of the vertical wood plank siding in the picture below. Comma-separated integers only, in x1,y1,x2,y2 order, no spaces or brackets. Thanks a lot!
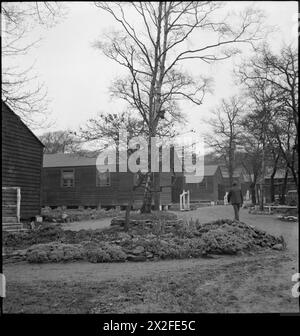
2,102,44,219
42,167,172,208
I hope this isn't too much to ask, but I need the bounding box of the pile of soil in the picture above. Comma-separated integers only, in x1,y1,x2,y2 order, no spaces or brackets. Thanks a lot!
3,218,286,264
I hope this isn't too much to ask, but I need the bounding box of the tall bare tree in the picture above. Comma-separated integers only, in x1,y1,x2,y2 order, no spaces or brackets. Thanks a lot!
205,96,244,187
237,44,298,195
94,1,266,212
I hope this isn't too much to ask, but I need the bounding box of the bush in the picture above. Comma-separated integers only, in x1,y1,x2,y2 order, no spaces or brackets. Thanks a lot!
129,211,177,221
26,242,84,263
85,248,111,263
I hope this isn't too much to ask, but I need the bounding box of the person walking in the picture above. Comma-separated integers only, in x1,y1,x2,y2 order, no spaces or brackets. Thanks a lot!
227,182,243,221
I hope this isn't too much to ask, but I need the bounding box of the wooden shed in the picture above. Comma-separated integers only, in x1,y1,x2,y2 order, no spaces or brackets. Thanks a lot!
185,165,225,202
220,166,250,196
42,153,172,209
171,165,225,203
2,101,44,225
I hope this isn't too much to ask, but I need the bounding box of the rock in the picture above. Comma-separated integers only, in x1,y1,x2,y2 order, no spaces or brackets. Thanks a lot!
132,246,145,255
146,252,154,258
272,243,284,251
111,217,125,226
127,254,147,262
118,232,131,240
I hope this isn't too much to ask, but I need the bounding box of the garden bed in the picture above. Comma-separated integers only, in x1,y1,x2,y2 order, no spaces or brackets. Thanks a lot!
40,206,122,223
3,213,286,264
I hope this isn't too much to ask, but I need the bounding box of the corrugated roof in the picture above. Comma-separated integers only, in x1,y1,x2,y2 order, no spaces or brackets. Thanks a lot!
185,165,219,183
220,166,242,178
44,154,221,178
43,153,97,167
264,169,294,179
203,165,219,176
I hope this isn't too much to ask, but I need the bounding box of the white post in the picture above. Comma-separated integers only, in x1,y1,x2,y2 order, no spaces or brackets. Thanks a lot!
17,187,21,223
224,192,228,205
187,190,190,210
182,190,186,210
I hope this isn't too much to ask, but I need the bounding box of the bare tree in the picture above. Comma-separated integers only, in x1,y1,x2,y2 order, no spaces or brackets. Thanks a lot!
39,130,81,154
205,96,244,187
79,110,180,145
1,2,66,127
237,136,262,204
94,1,266,212
237,44,298,195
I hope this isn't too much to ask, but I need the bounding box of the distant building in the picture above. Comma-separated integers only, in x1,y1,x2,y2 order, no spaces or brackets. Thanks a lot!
220,166,250,196
2,101,44,224
42,153,172,209
172,165,225,203
263,169,296,203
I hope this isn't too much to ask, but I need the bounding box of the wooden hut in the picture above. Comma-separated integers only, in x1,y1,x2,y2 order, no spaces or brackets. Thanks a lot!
2,101,44,228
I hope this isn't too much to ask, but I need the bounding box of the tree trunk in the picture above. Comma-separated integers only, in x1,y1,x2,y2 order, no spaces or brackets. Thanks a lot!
228,146,234,187
259,142,265,211
141,173,153,213
250,182,256,204
270,168,277,203
280,169,289,204
124,204,131,232
153,172,160,210
270,155,279,203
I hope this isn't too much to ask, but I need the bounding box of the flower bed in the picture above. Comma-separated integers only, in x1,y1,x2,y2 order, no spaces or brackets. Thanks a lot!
3,216,286,264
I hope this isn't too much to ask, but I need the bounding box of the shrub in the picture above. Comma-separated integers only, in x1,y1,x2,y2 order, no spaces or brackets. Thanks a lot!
85,248,111,263
26,242,84,263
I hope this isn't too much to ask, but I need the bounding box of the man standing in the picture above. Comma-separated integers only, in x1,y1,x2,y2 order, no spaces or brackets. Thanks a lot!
227,182,243,221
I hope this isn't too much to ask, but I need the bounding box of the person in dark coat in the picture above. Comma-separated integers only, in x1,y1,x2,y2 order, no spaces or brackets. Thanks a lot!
227,182,243,221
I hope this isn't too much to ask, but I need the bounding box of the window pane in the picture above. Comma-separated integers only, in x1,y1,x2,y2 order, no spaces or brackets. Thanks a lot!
62,169,74,187
97,171,110,186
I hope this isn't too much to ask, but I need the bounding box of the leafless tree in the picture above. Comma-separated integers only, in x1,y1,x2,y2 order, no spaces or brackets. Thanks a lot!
237,44,298,197
94,1,266,212
237,135,262,204
205,96,244,187
79,110,180,146
2,2,66,127
39,130,81,154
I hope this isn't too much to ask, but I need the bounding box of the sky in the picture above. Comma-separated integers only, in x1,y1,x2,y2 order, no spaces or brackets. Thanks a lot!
2,1,298,139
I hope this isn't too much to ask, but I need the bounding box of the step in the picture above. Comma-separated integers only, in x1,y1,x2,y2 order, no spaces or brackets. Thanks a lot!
3,227,24,233
3,223,23,231
2,216,18,223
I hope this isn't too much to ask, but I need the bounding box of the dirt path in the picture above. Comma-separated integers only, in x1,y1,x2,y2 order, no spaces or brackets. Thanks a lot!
2,252,279,283
4,251,298,313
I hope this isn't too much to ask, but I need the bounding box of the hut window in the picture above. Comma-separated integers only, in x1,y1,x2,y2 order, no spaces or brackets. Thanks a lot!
61,169,75,188
97,170,111,187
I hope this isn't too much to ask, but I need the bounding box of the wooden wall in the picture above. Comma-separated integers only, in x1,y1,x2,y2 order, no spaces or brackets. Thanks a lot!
2,102,44,219
186,168,224,201
42,166,172,208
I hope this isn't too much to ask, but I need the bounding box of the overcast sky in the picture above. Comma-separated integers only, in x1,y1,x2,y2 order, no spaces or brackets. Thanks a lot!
3,1,298,137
